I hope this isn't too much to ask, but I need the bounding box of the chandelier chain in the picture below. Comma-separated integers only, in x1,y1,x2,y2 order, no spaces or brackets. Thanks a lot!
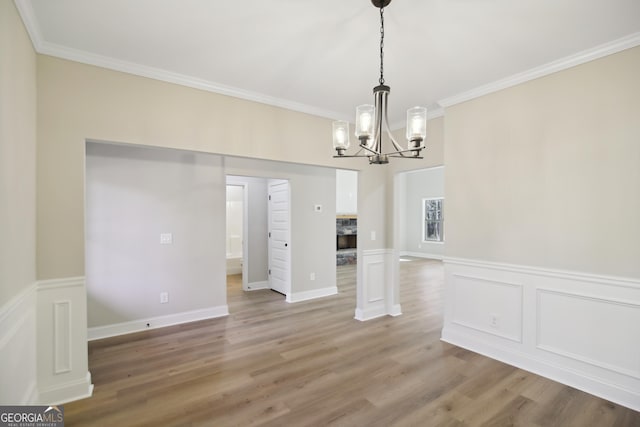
379,6,385,85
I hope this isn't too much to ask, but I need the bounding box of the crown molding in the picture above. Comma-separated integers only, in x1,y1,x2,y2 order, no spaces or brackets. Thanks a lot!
15,1,640,120
13,1,347,122
14,0,42,51
39,41,349,121
439,32,640,108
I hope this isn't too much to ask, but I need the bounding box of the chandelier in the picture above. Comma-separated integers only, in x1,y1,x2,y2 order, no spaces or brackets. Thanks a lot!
332,0,427,164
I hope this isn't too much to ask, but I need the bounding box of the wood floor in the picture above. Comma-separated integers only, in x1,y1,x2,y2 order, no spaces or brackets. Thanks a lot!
65,259,639,426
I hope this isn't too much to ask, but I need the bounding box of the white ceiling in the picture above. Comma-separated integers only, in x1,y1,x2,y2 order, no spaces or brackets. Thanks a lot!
17,0,640,124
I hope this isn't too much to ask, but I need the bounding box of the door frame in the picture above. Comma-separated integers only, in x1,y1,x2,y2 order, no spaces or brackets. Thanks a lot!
267,179,291,299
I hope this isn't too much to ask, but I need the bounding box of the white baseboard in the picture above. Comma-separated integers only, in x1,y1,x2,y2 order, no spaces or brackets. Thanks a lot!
88,305,229,340
38,372,93,405
246,280,269,291
442,327,640,412
400,251,444,260
443,257,640,412
287,286,337,303
387,304,402,317
354,304,387,321
0,284,37,405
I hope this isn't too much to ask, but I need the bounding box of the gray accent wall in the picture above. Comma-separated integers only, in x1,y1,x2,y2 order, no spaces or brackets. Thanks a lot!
398,166,445,258
85,142,227,327
225,156,337,294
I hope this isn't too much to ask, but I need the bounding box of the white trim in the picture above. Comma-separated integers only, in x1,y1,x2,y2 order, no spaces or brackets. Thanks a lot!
399,251,444,261
361,248,391,256
287,286,338,303
37,372,93,406
355,249,401,321
36,276,85,290
15,0,348,120
451,273,524,343
246,280,269,291
444,257,640,290
13,0,43,51
439,32,640,108
28,36,347,121
14,2,640,122
443,257,640,412
441,328,640,412
354,305,387,321
387,304,402,317
536,288,640,380
53,301,72,374
87,305,229,340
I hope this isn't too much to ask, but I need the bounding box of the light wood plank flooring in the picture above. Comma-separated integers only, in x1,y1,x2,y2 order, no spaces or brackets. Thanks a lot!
65,259,639,426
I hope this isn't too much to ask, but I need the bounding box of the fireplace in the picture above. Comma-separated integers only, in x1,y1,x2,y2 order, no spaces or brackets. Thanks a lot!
336,216,357,265
337,234,357,251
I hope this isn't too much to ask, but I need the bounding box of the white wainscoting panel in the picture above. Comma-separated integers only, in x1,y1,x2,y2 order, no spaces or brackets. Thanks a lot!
452,274,523,342
537,289,640,379
0,284,37,404
442,258,640,412
53,301,71,374
36,277,93,404
355,249,401,321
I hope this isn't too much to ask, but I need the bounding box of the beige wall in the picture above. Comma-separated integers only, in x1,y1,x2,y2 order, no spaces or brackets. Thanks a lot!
445,46,640,278
0,0,37,304
36,55,368,280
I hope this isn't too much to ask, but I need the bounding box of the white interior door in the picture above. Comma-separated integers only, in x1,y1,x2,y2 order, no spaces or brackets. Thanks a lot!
268,180,290,296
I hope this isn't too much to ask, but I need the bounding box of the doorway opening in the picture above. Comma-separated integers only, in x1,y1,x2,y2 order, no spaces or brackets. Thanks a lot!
225,176,291,301
225,184,244,276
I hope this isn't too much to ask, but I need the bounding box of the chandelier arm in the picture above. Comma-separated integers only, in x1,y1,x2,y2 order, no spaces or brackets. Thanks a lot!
372,88,385,155
333,154,373,158
359,142,380,155
385,147,426,156
382,93,406,155
388,155,424,159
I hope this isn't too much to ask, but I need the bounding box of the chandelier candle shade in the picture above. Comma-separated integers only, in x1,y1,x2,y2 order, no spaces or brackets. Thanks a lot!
332,0,427,164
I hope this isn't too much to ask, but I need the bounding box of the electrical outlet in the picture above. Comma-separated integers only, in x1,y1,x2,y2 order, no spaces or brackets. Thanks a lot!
160,233,173,244
371,230,376,241
310,273,316,281
489,313,499,328
160,292,169,304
